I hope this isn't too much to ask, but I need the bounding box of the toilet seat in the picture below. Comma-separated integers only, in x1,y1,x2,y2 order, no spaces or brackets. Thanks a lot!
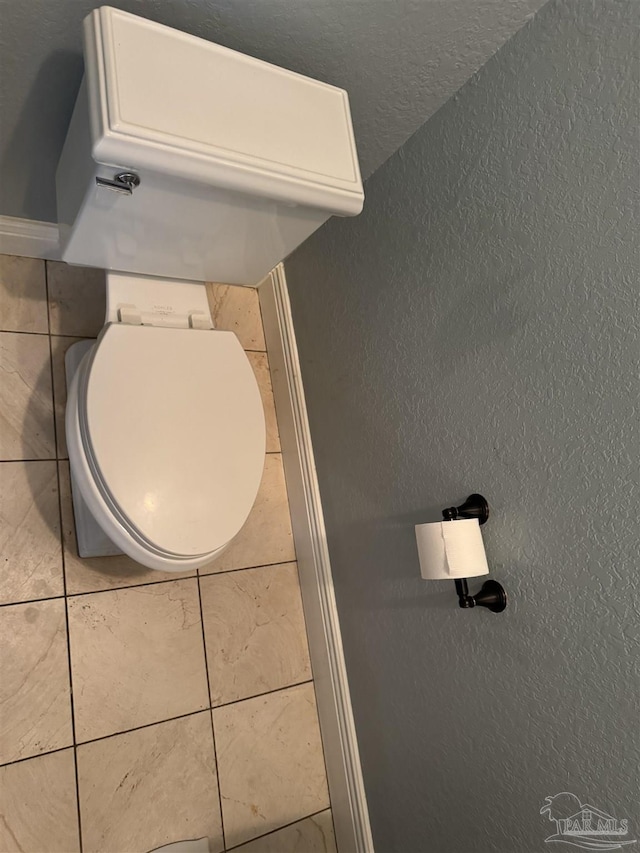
66,322,265,570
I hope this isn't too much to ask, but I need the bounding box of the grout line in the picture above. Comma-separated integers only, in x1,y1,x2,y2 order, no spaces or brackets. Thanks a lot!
65,573,199,599
0,594,66,609
71,710,211,751
0,328,50,337
57,559,299,601
0,744,73,770
57,497,85,853
196,573,227,851
49,332,98,340
0,711,204,769
211,679,314,713
328,806,339,853
45,263,84,853
256,287,268,358
315,706,336,819
0,679,316,769
0,457,58,463
198,559,298,581
224,807,331,852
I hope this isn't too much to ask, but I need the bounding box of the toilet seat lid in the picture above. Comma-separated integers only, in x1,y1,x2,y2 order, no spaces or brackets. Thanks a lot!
80,323,265,557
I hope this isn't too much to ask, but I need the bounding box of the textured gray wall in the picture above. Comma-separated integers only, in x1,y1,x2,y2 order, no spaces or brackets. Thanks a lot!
285,1,640,850
0,0,546,222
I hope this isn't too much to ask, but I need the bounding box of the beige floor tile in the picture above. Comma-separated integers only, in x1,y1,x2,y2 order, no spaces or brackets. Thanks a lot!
58,462,195,594
0,255,48,334
202,454,295,575
0,599,73,764
68,579,209,742
247,351,280,453
0,461,63,605
214,683,329,847
0,332,54,460
232,810,337,853
207,283,266,351
47,261,105,337
77,712,222,853
51,335,86,459
0,749,80,853
201,563,311,706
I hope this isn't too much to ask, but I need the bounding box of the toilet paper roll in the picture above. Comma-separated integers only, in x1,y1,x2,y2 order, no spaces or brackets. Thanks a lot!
415,518,489,580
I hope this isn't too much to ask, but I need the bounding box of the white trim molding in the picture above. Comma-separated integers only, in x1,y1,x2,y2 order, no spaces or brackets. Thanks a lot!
0,215,60,259
259,264,374,853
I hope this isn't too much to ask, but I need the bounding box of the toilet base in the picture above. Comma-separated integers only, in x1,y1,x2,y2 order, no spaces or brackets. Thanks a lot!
70,469,125,558
65,339,125,558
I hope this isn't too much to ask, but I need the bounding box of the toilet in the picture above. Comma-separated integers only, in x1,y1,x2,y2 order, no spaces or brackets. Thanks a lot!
56,7,363,571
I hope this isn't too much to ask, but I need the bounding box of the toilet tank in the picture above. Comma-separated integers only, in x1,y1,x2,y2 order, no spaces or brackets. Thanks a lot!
56,7,363,285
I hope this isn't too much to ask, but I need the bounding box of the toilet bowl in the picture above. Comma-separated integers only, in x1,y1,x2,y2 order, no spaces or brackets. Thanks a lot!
56,7,363,571
65,274,266,572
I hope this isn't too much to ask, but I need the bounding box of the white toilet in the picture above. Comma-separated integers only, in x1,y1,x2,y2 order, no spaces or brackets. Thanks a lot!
56,7,363,571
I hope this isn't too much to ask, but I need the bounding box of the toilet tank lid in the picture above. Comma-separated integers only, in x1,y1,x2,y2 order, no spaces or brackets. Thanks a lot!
83,6,364,216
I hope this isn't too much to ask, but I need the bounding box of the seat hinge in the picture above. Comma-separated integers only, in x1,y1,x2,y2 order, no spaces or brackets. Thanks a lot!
118,305,143,325
106,272,214,330
116,304,213,330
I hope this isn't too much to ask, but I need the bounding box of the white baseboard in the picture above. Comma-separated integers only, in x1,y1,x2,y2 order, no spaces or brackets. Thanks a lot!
0,215,60,259
259,264,374,853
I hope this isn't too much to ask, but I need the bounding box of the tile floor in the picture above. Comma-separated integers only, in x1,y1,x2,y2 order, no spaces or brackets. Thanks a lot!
0,254,337,853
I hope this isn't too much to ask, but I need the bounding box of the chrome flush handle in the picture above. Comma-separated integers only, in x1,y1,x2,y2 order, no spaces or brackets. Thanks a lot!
95,171,141,195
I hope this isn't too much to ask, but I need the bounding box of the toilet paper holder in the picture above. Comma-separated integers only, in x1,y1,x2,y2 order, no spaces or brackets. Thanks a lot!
442,494,507,613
